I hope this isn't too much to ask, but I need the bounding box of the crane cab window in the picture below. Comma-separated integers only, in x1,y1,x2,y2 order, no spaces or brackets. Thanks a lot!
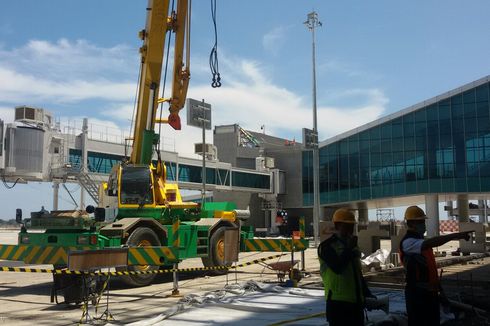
120,166,154,205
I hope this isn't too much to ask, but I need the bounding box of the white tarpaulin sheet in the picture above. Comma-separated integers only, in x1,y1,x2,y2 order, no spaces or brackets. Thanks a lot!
107,281,411,326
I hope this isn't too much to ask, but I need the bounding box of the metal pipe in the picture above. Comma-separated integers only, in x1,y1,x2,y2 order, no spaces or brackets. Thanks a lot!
202,112,206,204
80,118,88,209
172,263,180,296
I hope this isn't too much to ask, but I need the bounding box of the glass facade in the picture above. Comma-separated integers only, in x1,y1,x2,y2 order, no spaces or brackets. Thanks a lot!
303,81,490,206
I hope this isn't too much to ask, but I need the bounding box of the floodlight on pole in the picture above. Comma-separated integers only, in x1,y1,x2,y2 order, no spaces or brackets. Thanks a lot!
304,11,321,247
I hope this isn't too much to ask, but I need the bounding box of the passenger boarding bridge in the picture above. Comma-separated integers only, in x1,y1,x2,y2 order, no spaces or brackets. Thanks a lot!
0,107,275,207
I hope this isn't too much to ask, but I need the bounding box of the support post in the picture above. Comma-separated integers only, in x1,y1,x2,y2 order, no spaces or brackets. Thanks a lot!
478,200,485,223
304,11,322,248
172,263,179,296
299,217,306,271
446,200,453,218
52,181,59,210
201,117,206,204
457,194,469,223
80,118,88,209
425,194,439,237
172,217,180,296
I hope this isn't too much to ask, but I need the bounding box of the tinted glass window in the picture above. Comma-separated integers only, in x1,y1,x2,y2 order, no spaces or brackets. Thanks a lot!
120,167,153,205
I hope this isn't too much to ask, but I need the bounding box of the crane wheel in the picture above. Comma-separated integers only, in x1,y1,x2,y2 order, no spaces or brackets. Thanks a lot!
201,226,232,275
117,227,161,287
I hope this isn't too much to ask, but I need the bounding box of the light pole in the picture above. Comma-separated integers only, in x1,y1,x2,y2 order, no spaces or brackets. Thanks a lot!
304,11,321,247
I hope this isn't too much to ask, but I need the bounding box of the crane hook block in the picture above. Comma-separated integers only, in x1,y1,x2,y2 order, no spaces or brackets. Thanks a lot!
168,113,181,130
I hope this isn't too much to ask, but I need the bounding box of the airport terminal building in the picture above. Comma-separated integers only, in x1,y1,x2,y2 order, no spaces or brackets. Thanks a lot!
214,75,490,235
1,75,489,237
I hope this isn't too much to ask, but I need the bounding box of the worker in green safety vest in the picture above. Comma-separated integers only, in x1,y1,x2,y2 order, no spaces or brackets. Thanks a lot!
318,208,373,326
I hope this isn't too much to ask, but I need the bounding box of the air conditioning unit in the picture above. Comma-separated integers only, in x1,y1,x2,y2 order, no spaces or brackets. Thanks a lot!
264,157,275,168
194,143,215,155
194,143,217,160
15,106,53,128
255,156,275,171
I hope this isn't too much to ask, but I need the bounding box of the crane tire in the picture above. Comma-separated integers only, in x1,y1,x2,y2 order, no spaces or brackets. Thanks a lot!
201,226,232,275
118,227,161,287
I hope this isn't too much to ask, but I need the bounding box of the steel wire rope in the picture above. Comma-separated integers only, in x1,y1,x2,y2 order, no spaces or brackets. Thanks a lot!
128,57,144,159
156,0,175,155
209,0,221,87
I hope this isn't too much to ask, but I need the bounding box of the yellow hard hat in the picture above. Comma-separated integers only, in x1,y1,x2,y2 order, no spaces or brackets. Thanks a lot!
404,206,427,220
332,208,356,224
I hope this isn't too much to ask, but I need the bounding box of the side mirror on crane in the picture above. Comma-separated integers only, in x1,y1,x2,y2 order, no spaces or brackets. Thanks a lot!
85,205,95,214
15,208,22,224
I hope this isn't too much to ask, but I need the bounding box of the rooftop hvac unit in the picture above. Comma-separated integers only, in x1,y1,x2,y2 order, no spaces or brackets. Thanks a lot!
256,156,275,171
195,143,215,155
15,106,53,128
265,157,275,168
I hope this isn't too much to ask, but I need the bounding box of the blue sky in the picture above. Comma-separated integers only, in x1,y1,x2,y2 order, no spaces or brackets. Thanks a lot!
0,0,489,218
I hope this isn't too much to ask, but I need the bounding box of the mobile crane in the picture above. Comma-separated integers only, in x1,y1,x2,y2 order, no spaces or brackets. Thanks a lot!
1,0,308,303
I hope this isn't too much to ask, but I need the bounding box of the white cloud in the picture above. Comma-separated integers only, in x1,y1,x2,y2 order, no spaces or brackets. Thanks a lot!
0,39,138,105
0,38,389,157
317,59,380,79
188,59,388,141
0,67,135,103
262,26,287,56
0,39,137,79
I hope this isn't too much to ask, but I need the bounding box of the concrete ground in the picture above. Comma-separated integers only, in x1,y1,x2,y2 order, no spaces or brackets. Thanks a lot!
0,230,324,325
1,229,488,325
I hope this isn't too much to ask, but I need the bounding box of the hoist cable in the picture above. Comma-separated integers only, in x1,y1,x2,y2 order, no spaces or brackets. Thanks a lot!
209,0,221,88
157,0,175,153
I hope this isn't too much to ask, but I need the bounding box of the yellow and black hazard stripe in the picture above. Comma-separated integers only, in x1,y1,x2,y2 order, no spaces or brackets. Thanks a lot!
0,245,180,266
0,253,287,276
172,218,180,248
128,246,179,265
242,238,309,252
0,244,94,265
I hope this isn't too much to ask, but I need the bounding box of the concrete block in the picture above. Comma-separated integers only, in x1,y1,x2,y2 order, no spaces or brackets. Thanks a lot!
459,222,488,253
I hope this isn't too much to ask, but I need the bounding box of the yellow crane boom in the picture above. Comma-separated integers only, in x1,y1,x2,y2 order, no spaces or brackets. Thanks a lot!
131,0,190,165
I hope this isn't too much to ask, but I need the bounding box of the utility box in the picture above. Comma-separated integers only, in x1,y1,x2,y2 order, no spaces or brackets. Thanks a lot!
459,222,489,253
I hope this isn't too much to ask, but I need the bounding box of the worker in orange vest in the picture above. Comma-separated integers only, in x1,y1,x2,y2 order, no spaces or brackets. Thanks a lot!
399,206,472,326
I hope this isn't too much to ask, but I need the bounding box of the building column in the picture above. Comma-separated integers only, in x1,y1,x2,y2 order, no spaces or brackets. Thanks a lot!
457,194,469,223
486,200,489,224
478,200,485,223
425,194,439,237
446,201,453,219
269,210,279,234
357,202,369,225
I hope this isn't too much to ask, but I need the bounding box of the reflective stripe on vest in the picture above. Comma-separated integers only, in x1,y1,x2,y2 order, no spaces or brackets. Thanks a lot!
318,238,364,304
